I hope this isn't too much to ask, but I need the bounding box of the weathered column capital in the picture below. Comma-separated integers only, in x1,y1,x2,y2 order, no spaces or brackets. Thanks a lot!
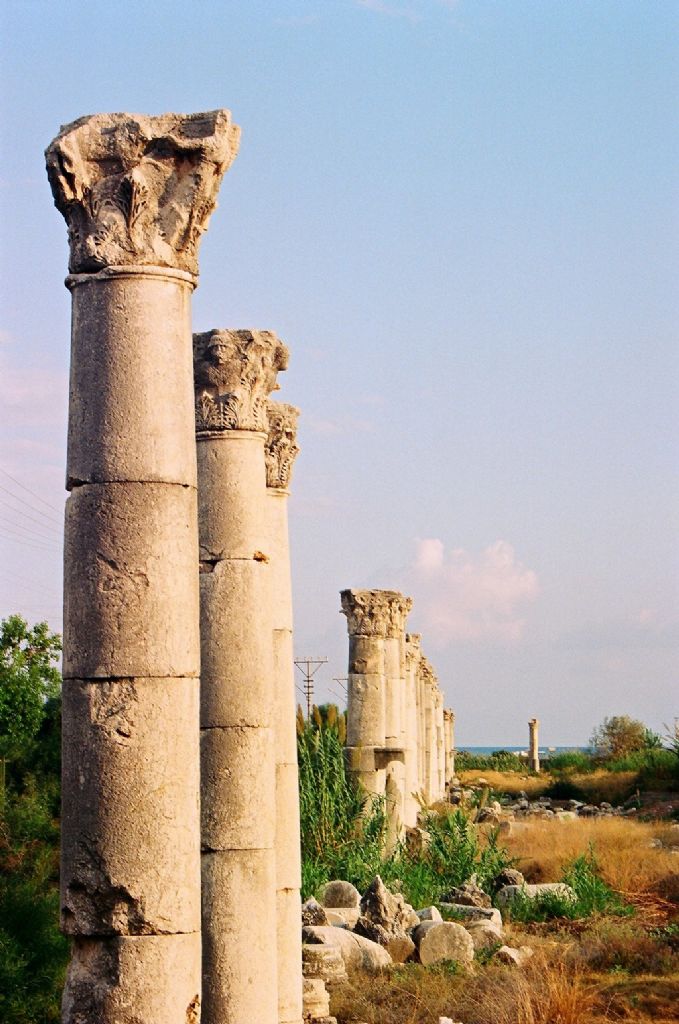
444,708,455,723
385,593,413,638
265,401,300,490
340,589,411,638
419,656,437,686
194,329,289,433
45,110,240,277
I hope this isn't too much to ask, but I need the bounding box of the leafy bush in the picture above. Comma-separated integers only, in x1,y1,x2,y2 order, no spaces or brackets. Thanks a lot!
590,716,648,761
545,751,595,774
456,750,525,773
0,783,68,1023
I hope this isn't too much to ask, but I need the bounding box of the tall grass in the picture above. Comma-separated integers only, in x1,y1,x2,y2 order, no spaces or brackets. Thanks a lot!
298,721,388,898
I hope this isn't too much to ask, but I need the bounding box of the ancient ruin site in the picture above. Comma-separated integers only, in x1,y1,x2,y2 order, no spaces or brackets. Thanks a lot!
1,5,677,1024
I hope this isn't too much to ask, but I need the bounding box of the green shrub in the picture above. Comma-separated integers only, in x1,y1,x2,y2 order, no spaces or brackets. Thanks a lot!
545,751,595,774
0,784,68,1023
543,778,587,801
503,847,632,923
455,750,525,773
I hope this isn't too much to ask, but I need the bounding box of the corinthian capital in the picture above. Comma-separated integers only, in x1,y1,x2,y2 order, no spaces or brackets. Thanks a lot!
193,330,288,433
340,589,412,638
45,110,240,276
419,656,437,687
385,593,413,638
265,401,300,490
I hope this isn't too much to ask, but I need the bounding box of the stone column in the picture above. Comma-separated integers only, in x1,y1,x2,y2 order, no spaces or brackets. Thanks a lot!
529,718,540,773
420,657,436,803
404,634,422,826
46,110,239,1023
435,690,446,799
341,590,389,800
265,401,303,1024
195,329,288,1024
444,709,456,785
383,592,412,850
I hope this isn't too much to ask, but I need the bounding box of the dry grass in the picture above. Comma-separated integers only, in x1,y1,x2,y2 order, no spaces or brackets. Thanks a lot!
458,768,641,804
570,770,638,804
458,770,548,798
505,816,679,901
331,953,616,1024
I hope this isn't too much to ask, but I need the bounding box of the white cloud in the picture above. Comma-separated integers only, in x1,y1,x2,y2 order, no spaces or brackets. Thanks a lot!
406,538,539,644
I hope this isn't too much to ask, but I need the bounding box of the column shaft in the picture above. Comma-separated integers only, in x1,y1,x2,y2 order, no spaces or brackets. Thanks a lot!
266,400,303,1024
196,329,288,1024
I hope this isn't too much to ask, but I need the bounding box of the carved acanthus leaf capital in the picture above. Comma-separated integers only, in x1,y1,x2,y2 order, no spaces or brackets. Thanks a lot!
46,110,240,276
265,401,300,489
340,589,412,638
443,708,455,724
194,329,288,433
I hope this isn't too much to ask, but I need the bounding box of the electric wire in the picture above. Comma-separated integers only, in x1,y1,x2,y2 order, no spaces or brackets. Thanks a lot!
0,481,63,527
0,497,63,536
0,513,62,547
0,465,63,515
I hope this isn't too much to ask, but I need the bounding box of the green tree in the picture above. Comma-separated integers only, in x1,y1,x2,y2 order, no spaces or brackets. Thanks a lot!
590,715,647,761
0,616,61,795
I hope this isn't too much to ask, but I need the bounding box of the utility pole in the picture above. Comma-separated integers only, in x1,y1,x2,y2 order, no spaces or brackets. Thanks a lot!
294,656,328,720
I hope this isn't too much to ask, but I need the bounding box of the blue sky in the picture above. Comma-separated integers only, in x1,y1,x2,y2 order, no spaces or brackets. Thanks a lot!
1,0,677,744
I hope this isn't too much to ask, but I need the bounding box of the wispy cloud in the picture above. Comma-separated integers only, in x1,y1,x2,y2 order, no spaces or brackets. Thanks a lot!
274,13,320,26
355,0,422,23
405,538,539,644
305,413,375,435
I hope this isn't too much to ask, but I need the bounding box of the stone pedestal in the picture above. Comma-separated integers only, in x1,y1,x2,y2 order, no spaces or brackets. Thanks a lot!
195,329,288,1024
265,401,303,1024
529,718,540,773
46,110,239,1024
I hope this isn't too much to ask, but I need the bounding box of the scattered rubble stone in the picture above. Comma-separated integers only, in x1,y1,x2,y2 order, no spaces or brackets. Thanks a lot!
322,880,361,909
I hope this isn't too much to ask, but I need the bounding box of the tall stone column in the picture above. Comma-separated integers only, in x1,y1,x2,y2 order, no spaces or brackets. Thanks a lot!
435,690,446,799
341,590,389,800
383,592,412,850
46,110,239,1023
265,401,303,1024
444,709,456,785
404,634,422,826
195,329,288,1024
529,718,540,773
420,657,435,803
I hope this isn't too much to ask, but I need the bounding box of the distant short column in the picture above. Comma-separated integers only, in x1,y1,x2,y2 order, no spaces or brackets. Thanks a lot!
529,718,540,773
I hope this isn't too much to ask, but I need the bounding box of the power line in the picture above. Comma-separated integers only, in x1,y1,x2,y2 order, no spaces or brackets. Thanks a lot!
0,465,63,516
0,481,63,527
0,571,61,602
0,496,62,535
0,524,62,554
0,514,62,547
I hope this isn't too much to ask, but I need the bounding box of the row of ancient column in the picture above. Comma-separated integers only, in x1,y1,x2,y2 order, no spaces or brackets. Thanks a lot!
47,111,303,1024
340,590,456,842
